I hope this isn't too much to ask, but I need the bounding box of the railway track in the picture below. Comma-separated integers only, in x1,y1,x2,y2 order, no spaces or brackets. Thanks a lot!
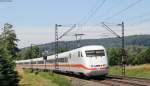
54,72,150,86
109,75,150,83
91,75,150,86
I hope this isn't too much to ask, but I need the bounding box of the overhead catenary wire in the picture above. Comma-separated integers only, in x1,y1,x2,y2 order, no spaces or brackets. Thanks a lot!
56,0,144,40
58,24,76,40
102,22,121,38
78,0,105,24
104,0,143,20
81,0,106,25
59,0,106,40
75,0,106,37
125,11,150,26
129,18,150,26
126,11,150,22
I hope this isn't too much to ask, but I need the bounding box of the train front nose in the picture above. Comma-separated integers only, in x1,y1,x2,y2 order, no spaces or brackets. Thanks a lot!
91,67,108,76
86,65,109,76
84,49,109,76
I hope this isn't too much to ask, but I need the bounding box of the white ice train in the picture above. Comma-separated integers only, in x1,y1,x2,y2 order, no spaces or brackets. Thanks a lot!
16,45,109,76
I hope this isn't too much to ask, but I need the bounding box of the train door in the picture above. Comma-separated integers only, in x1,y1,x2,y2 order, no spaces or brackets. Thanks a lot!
68,53,71,72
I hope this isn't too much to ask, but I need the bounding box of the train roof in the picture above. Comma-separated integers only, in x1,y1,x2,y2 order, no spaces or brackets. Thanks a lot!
80,45,105,50
46,45,105,59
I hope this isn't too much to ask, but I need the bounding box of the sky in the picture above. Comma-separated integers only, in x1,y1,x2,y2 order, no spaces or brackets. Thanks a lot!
0,0,150,48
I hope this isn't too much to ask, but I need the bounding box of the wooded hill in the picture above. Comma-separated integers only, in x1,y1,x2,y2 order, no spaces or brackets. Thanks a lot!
32,35,150,55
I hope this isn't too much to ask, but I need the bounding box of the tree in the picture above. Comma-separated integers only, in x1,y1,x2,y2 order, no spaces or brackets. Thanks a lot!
144,47,150,63
31,45,40,59
137,47,150,64
107,48,122,65
0,50,20,86
0,23,20,86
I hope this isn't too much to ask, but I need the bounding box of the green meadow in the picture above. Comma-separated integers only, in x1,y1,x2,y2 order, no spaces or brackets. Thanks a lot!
109,64,150,79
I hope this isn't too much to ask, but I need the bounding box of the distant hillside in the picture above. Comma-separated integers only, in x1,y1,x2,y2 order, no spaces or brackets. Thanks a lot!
22,35,150,55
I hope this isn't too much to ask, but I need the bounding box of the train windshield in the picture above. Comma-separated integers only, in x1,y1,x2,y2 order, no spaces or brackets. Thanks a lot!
85,50,105,57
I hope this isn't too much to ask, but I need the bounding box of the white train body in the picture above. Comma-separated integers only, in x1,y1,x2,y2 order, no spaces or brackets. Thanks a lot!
16,45,109,76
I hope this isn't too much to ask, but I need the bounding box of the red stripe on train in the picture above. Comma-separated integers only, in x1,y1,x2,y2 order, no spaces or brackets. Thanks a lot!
18,64,97,70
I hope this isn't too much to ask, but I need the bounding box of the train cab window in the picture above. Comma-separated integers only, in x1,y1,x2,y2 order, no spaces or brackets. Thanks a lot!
85,50,105,57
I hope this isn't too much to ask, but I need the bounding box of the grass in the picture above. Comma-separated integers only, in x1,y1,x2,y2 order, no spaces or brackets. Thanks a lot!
17,68,72,86
109,64,150,79
38,71,72,86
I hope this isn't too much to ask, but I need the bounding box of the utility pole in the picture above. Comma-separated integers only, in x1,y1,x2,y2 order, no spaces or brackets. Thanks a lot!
102,21,126,77
55,24,58,70
119,22,125,77
30,44,33,72
55,24,62,70
54,24,76,70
